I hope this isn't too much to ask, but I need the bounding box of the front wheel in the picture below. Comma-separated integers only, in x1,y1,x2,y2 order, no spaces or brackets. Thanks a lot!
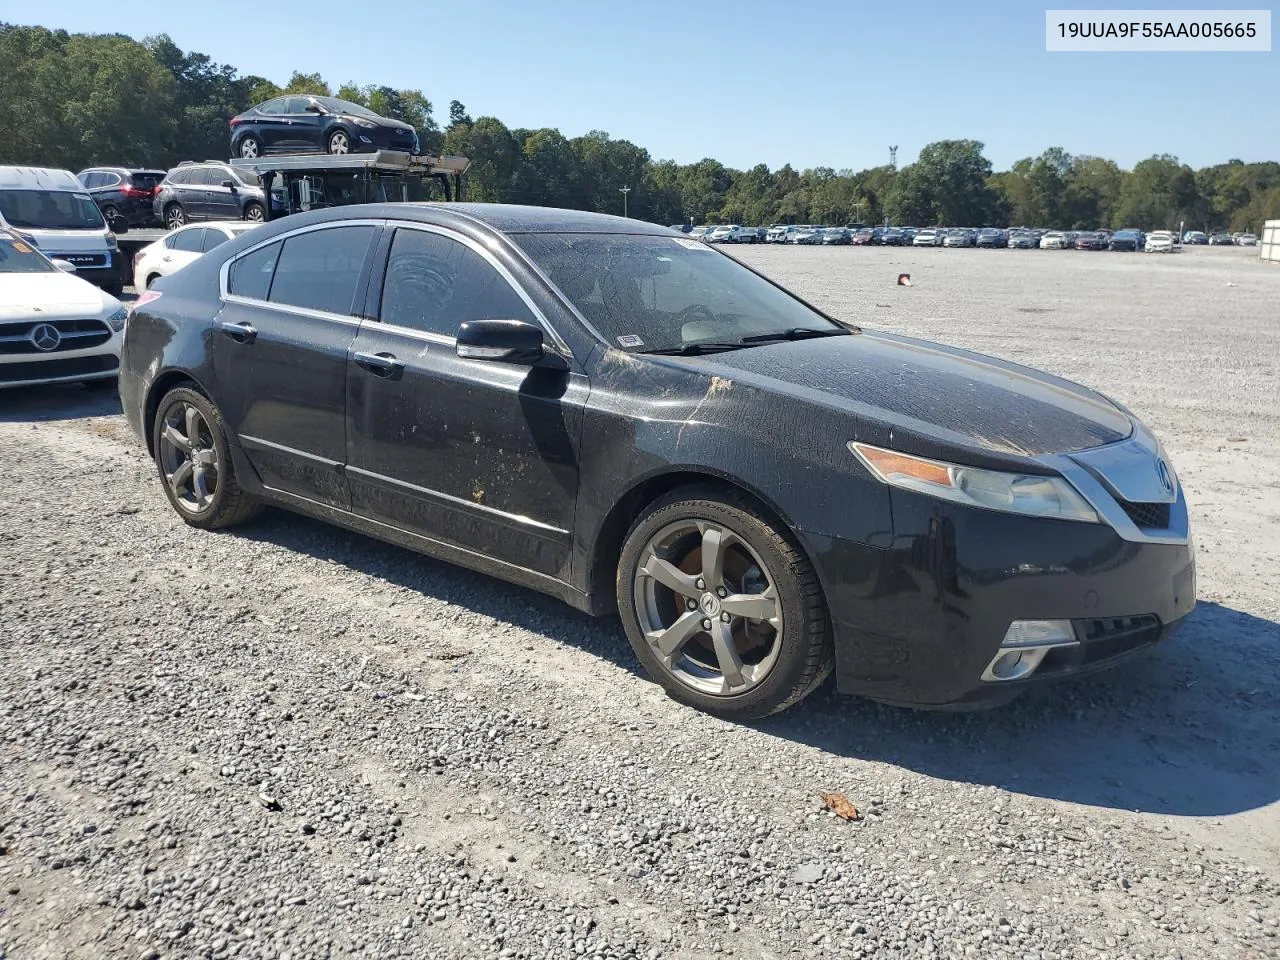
153,387,262,530
327,129,351,155
164,204,186,229
617,486,833,720
243,202,264,223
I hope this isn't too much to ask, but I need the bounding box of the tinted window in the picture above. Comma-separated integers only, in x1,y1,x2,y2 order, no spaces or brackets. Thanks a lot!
167,169,192,185
203,228,232,252
283,97,307,115
0,190,105,230
379,228,534,337
257,98,287,114
168,228,205,253
130,171,165,190
229,240,281,300
81,172,103,188
197,167,227,187
515,233,839,353
101,172,122,188
268,226,375,315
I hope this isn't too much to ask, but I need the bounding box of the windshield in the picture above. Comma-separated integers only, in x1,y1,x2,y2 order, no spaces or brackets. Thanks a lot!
515,233,841,353
317,97,381,119
0,234,55,273
0,190,105,230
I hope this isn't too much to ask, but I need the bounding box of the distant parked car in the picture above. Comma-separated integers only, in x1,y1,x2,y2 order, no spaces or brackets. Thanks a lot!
1208,233,1234,245
1144,230,1178,253
153,162,287,230
230,95,420,159
706,225,739,243
1006,231,1035,249
851,228,875,245
1073,232,1107,251
688,226,713,241
1236,233,1258,247
729,226,762,244
668,224,692,233
943,229,974,248
765,225,789,243
1039,231,1067,250
819,228,850,245
975,228,1006,248
1109,229,1143,251
912,228,943,247
0,228,126,389
879,228,907,246
787,227,822,245
77,167,166,228
131,221,262,291
900,227,919,245
1182,231,1208,245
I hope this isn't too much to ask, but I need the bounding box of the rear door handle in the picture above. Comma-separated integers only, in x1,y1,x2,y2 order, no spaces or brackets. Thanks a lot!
217,320,257,344
353,351,404,378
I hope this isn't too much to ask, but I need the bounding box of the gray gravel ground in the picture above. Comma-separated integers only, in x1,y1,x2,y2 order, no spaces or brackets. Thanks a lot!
2,245,1278,959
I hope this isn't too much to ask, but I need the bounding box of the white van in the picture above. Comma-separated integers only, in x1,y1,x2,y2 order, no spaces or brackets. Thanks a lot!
0,167,123,294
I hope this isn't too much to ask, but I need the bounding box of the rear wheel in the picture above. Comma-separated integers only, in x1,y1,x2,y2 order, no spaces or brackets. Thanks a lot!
327,129,351,155
238,135,262,160
164,203,186,230
243,202,264,223
152,387,262,530
617,486,833,720
101,203,121,222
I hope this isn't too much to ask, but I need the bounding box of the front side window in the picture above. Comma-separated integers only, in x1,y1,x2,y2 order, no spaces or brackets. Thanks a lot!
379,228,534,337
0,190,105,230
168,228,205,253
268,226,375,315
0,234,55,273
513,233,838,353
228,240,281,300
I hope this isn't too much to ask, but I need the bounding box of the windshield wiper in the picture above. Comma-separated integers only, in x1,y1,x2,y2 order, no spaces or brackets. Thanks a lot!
739,327,850,344
644,340,754,356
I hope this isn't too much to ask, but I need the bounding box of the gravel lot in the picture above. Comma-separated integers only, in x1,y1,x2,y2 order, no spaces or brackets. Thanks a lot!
2,245,1278,960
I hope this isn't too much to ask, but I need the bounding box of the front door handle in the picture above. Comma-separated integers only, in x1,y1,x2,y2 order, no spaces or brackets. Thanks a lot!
217,320,257,344
353,351,404,378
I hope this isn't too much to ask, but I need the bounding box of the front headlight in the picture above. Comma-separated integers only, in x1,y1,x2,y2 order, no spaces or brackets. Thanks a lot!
849,441,1099,523
353,118,377,129
104,306,128,332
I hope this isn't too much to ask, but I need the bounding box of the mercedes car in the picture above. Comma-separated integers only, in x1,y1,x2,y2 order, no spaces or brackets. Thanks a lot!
118,204,1196,720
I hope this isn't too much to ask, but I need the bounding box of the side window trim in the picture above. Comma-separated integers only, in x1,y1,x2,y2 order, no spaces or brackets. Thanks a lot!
219,220,387,326
369,221,571,355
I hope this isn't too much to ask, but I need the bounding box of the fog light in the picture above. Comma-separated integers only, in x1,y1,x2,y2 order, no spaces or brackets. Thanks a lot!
981,619,1078,682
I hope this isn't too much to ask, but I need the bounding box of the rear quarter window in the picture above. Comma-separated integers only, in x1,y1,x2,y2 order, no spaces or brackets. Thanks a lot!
228,240,281,300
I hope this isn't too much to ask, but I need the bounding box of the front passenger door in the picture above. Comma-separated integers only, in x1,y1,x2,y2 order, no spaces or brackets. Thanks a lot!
345,225,587,579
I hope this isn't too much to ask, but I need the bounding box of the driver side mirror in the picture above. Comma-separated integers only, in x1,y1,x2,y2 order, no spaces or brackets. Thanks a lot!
220,179,237,190
456,319,545,364
305,103,324,114
51,259,78,273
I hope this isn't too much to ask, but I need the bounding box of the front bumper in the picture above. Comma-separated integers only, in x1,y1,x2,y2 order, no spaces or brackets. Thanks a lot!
0,341,122,388
805,486,1195,707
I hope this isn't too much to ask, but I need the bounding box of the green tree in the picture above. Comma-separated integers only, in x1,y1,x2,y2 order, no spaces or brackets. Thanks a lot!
887,140,998,226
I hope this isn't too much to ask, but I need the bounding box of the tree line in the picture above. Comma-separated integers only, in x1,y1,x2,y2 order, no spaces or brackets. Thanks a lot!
2,23,1276,233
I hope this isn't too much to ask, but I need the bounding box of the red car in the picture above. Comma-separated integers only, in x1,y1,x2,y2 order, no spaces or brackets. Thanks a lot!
850,228,875,245
1074,232,1107,251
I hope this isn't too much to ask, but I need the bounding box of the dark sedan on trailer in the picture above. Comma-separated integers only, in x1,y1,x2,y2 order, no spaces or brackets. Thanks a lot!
229,95,420,159
119,205,1195,719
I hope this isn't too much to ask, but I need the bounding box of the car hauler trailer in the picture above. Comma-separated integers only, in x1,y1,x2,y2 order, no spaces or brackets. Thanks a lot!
228,150,470,221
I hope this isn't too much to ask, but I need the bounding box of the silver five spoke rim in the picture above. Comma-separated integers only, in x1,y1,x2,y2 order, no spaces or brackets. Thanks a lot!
330,133,349,154
634,520,782,696
241,139,259,159
158,402,219,513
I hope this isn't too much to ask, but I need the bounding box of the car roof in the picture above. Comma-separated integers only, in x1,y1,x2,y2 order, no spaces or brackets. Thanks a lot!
359,203,679,236
0,166,84,190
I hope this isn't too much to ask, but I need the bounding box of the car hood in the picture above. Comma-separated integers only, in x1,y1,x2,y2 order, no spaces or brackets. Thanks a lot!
0,272,115,320
668,331,1132,458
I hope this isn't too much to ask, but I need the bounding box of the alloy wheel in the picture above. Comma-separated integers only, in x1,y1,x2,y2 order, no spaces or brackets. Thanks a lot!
328,132,350,155
165,205,186,229
633,519,783,696
240,138,260,159
244,204,264,222
157,401,219,513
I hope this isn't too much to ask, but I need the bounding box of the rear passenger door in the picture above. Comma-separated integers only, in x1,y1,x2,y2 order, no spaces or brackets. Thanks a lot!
214,222,381,509
253,98,293,152
344,224,586,579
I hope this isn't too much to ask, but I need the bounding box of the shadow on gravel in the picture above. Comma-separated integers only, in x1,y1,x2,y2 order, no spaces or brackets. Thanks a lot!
231,506,1278,819
0,383,121,422
230,510,646,678
760,600,1280,819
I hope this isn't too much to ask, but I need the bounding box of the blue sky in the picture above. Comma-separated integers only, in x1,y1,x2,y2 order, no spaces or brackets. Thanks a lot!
23,0,1279,172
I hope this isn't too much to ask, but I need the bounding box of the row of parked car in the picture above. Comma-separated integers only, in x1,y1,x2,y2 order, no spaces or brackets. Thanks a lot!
76,161,282,230
680,222,1260,251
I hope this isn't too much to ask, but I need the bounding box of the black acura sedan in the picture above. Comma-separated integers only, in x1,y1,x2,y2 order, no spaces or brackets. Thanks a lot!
229,96,420,159
119,205,1195,719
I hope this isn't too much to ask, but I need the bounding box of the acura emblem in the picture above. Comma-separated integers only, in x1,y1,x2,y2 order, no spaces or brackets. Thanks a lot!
1156,459,1174,495
29,323,61,352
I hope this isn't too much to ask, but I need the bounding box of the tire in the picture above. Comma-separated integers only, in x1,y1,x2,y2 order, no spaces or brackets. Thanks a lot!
101,203,121,221
616,485,833,720
243,202,265,223
238,135,262,160
164,203,187,229
152,387,262,530
327,129,351,155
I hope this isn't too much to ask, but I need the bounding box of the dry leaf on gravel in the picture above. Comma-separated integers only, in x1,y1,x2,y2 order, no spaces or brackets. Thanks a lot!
819,791,860,821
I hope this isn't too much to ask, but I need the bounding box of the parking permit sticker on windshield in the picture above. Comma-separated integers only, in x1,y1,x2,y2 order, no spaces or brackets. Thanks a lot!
617,334,644,348
11,242,32,253
673,237,712,251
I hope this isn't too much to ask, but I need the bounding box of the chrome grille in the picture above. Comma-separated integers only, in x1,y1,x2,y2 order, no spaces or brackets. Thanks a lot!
0,318,112,355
